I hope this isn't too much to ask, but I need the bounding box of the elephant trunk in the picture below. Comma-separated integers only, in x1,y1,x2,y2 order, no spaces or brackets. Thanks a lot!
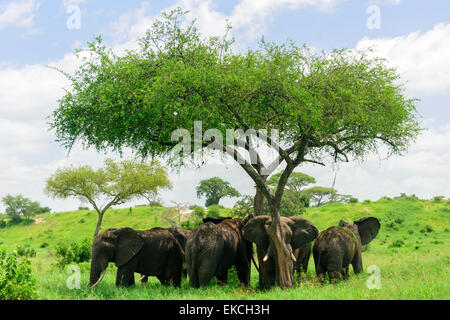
88,255,108,288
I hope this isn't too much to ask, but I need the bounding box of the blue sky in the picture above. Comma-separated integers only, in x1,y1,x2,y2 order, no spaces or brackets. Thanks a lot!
0,0,449,212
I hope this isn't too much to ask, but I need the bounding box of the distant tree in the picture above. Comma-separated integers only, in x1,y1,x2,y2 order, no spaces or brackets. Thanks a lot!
1,195,48,222
196,177,241,207
267,172,316,193
302,186,338,207
45,158,171,237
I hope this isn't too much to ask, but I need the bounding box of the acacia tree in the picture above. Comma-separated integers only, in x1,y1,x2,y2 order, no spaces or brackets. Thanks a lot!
196,177,241,207
49,9,420,288
45,158,171,237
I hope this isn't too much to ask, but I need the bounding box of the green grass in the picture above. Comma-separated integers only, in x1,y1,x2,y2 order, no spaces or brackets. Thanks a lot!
1,198,449,300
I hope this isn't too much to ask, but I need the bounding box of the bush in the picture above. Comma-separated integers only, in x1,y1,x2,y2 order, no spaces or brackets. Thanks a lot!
40,243,49,249
390,240,404,248
206,205,222,218
181,218,203,230
0,247,37,300
55,239,92,269
432,196,445,202
192,206,205,218
15,245,36,258
349,197,359,204
78,206,89,211
0,220,6,229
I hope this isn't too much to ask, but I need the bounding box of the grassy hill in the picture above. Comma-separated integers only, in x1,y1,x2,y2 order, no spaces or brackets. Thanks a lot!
0,197,449,300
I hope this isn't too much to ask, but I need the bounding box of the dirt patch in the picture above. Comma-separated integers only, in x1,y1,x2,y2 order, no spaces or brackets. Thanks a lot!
34,217,45,224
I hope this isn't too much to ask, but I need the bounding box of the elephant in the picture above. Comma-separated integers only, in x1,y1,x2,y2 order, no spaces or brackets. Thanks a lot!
313,217,381,282
242,215,319,289
139,227,192,284
185,216,253,288
88,227,184,288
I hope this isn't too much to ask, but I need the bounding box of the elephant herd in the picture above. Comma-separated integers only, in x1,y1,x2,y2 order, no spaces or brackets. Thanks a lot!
87,215,380,289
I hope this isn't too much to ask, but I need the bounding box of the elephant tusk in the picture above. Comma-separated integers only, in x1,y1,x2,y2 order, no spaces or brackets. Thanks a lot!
263,253,270,262
89,270,106,288
291,253,297,263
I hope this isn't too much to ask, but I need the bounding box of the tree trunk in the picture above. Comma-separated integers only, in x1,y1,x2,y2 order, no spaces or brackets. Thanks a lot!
266,203,293,288
94,210,105,237
254,186,265,216
253,173,267,216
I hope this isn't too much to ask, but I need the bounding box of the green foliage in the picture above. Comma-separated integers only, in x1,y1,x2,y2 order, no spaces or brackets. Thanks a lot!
45,158,171,236
349,197,359,203
232,195,254,218
0,248,37,300
0,220,6,229
267,172,316,192
1,194,49,223
433,196,445,203
180,218,203,230
15,245,36,258
196,177,241,207
192,205,206,218
206,205,222,218
55,239,92,269
302,186,338,207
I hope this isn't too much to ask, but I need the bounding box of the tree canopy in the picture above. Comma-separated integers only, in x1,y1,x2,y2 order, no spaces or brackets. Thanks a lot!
196,177,241,207
49,8,420,287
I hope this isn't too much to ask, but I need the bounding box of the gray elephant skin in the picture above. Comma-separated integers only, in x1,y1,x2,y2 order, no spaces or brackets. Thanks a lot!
313,216,380,282
88,227,184,287
242,216,319,289
185,216,253,288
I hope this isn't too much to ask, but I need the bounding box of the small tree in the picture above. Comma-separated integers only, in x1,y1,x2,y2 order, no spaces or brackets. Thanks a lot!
1,195,46,223
302,186,337,207
196,177,241,207
45,158,171,237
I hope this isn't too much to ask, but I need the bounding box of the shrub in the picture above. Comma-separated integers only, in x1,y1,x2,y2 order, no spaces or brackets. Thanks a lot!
425,225,434,233
192,206,205,218
206,205,222,218
0,247,37,300
55,239,92,269
432,196,445,203
0,220,6,229
40,243,49,249
390,240,404,248
349,197,359,204
15,245,36,258
181,218,203,230
78,206,89,211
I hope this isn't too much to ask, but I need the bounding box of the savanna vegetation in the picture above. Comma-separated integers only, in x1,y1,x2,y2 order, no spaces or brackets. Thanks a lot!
0,195,448,300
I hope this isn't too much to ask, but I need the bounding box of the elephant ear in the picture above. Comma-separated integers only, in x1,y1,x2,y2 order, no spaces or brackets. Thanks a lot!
242,216,270,248
354,217,381,245
288,217,319,249
114,228,143,267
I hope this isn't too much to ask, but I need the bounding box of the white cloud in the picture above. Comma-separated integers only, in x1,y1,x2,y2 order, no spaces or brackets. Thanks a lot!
0,0,39,30
356,22,450,95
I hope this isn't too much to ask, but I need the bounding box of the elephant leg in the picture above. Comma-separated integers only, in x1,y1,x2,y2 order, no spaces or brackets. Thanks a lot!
327,259,343,284
116,268,135,287
198,259,217,287
351,251,363,274
301,249,311,274
341,266,349,280
217,272,228,286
